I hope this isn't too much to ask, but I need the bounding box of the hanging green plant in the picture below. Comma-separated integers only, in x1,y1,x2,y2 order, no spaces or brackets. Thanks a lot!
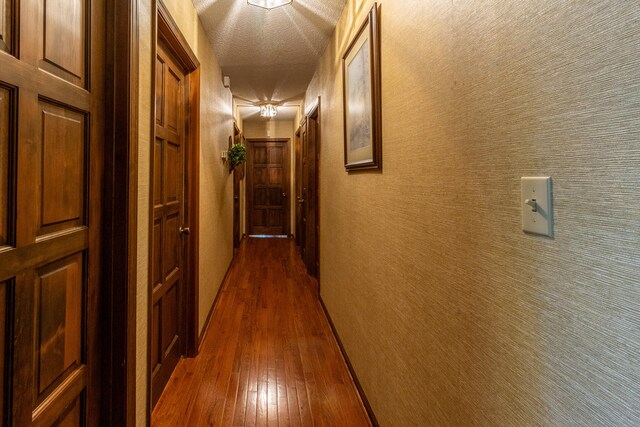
228,143,247,172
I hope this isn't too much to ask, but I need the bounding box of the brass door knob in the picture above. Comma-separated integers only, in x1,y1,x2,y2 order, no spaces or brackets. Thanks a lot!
179,226,191,235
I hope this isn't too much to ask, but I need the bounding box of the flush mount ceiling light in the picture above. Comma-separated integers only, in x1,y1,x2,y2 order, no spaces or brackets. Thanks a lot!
260,104,278,118
247,0,292,10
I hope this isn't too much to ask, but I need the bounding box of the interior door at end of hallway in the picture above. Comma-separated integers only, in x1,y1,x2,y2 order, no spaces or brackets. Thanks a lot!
248,140,290,236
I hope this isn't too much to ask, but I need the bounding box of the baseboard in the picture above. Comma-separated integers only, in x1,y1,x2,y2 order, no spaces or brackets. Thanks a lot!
319,296,380,427
198,254,235,348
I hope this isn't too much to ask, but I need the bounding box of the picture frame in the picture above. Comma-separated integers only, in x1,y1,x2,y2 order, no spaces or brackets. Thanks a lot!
342,3,382,171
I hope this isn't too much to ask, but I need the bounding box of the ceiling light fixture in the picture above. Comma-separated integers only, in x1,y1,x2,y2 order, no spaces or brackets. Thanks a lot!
260,104,278,118
247,0,292,10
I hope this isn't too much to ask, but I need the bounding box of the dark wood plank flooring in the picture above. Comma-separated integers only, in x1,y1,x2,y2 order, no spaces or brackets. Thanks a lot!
152,237,372,426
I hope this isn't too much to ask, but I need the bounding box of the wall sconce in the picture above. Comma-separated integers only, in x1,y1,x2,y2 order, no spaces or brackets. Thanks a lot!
247,0,292,10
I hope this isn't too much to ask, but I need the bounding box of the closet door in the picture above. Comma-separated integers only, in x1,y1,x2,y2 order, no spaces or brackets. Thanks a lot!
0,0,105,424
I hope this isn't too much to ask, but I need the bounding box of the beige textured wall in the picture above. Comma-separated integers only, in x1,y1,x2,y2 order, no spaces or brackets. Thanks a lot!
242,120,296,235
136,0,234,425
305,0,640,425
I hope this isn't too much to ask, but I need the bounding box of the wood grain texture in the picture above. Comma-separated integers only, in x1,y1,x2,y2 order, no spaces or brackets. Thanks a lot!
0,0,6,52
151,41,186,407
0,281,5,427
36,254,82,402
39,0,86,86
0,86,9,247
304,0,640,425
0,0,104,423
152,238,372,426
40,104,85,230
247,139,290,236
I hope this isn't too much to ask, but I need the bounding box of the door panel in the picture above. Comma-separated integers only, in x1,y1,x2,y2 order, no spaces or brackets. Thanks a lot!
0,86,9,246
0,0,105,423
35,253,83,403
42,0,85,85
247,140,290,236
0,0,11,53
151,42,186,407
39,103,85,234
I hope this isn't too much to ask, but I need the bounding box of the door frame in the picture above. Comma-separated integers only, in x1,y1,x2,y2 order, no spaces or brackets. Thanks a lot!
102,0,138,425
147,0,201,411
245,138,291,237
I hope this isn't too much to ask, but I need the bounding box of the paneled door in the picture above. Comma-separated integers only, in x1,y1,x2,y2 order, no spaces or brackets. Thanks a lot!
294,127,303,246
304,113,319,277
247,139,290,236
0,0,105,425
151,41,187,407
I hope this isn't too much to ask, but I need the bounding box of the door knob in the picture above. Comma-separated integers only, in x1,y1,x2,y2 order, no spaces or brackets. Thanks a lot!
282,192,287,198
298,198,305,204
179,226,191,235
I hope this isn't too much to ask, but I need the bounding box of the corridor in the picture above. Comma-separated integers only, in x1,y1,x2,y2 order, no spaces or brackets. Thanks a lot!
151,238,372,426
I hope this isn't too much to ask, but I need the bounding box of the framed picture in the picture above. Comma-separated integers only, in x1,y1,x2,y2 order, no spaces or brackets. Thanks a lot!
342,3,382,171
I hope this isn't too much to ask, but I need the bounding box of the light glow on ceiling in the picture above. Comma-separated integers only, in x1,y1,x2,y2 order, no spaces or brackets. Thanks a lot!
247,0,292,10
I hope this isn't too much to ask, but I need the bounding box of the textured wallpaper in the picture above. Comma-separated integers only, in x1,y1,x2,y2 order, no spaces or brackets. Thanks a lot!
305,0,640,425
136,0,234,424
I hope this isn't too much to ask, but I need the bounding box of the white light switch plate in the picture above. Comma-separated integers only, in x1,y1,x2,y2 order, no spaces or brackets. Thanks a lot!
521,177,553,237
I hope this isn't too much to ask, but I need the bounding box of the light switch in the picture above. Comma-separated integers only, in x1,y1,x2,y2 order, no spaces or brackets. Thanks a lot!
521,177,553,237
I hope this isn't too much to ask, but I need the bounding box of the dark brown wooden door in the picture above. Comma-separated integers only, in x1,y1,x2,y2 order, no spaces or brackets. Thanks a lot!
247,139,290,236
299,122,308,256
304,115,319,277
294,128,303,246
151,42,187,407
0,0,105,424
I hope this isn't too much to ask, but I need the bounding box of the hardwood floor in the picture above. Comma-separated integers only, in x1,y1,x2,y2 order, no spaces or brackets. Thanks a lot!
152,237,372,426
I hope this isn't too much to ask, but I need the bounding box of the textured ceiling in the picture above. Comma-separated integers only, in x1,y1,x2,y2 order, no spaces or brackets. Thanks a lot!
193,0,346,104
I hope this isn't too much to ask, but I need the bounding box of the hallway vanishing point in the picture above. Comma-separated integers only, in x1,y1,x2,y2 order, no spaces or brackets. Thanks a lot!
152,238,372,426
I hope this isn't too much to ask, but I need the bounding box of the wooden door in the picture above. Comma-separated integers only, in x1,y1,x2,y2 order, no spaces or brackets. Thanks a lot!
151,41,187,407
294,127,302,246
233,169,241,248
247,139,290,236
299,122,308,256
304,114,319,277
232,127,241,249
0,0,105,424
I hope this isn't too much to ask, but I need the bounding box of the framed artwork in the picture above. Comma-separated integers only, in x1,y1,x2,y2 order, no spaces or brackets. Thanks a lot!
342,3,382,171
